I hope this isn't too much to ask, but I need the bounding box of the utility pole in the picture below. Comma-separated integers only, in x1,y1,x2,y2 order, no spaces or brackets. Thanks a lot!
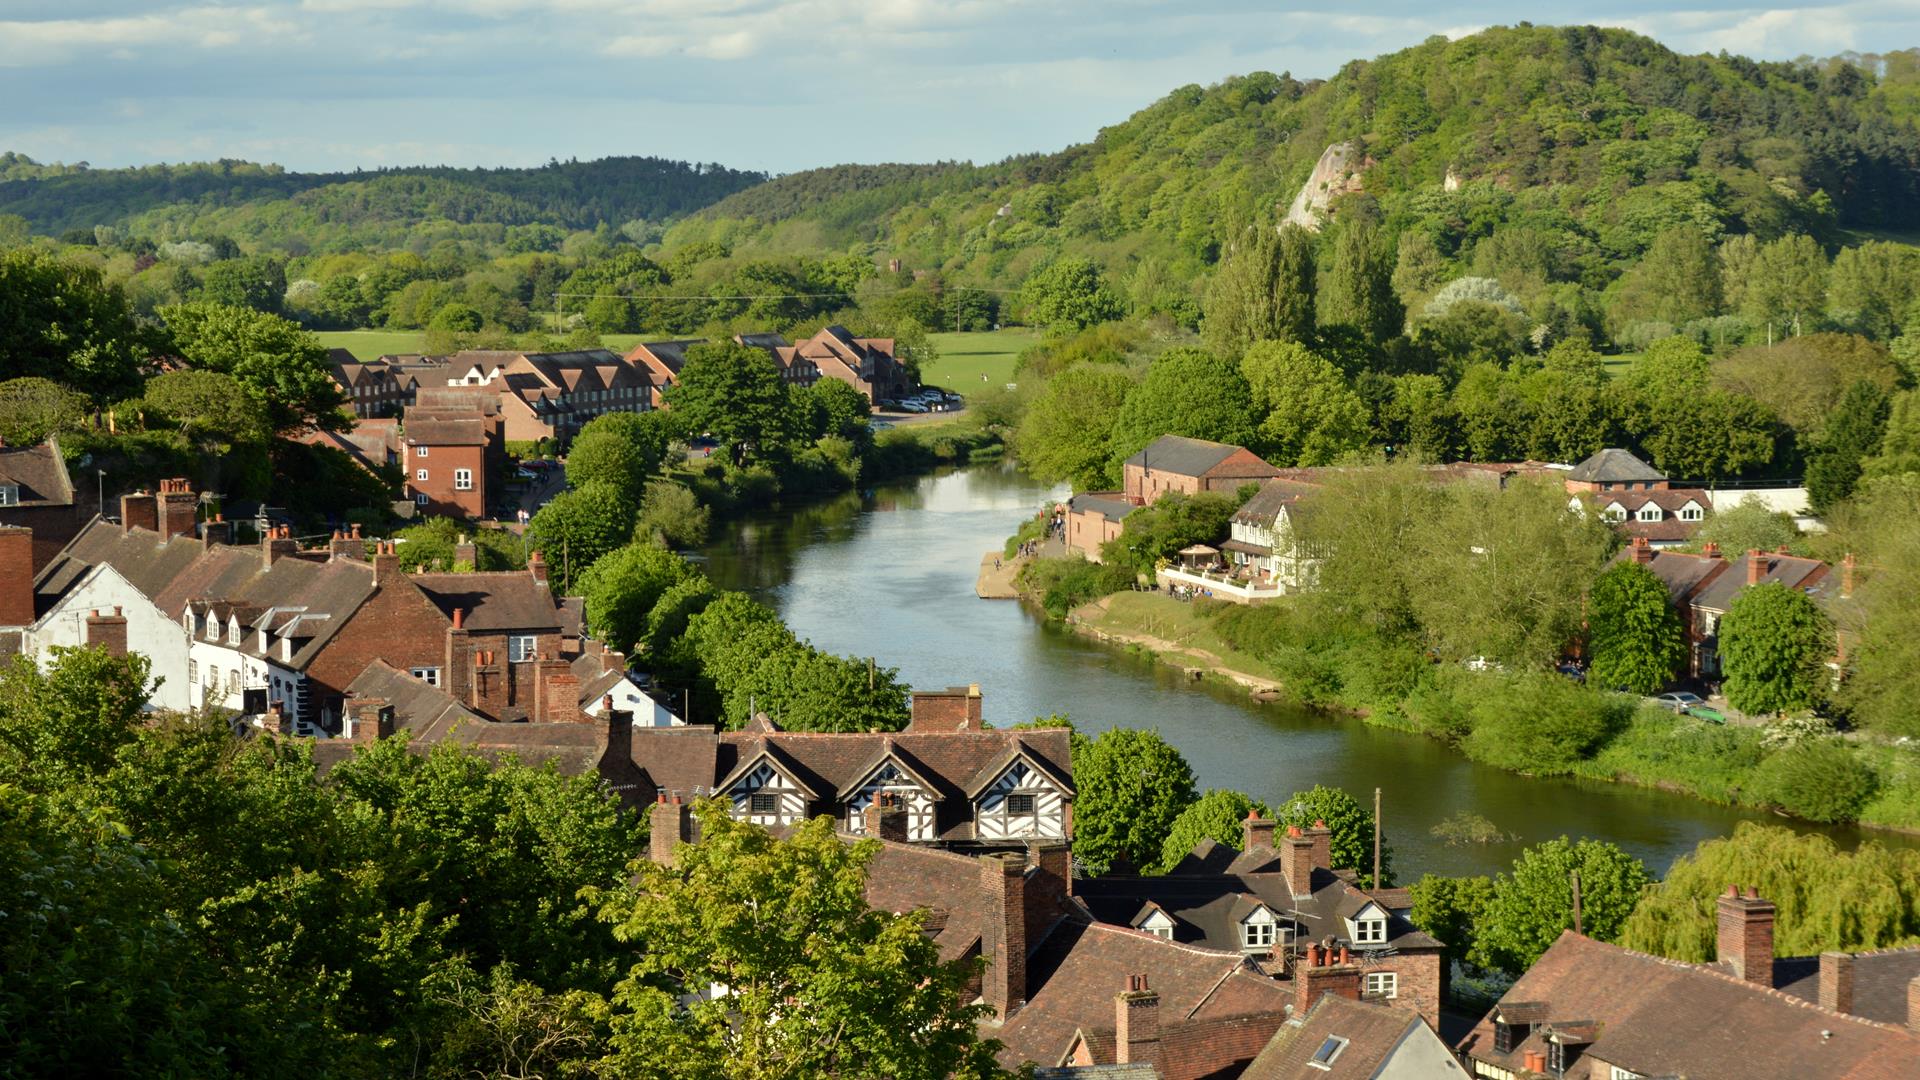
1570,870,1584,936
868,656,876,691
1373,787,1382,889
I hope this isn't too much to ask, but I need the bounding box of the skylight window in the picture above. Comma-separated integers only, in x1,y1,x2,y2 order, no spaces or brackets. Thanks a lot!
1310,1035,1348,1068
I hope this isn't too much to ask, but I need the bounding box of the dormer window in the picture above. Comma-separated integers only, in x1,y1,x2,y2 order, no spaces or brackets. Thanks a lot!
1243,920,1275,951
1680,505,1703,522
1354,918,1386,944
1637,506,1662,522
227,619,240,645
1007,793,1035,816
1603,505,1628,522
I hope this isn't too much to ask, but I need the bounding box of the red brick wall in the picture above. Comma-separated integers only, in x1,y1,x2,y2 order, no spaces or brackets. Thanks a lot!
1066,508,1125,561
1124,462,1202,504
1199,449,1281,492
0,505,87,574
0,527,33,625
1362,949,1444,1030
406,443,488,519
309,572,451,726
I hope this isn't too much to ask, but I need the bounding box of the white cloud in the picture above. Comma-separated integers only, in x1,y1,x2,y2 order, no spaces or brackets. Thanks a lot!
0,6,304,66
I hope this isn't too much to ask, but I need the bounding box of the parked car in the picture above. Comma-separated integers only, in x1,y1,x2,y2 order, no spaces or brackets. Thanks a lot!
514,467,539,482
1463,655,1504,672
1653,691,1706,713
895,401,928,413
1685,705,1727,724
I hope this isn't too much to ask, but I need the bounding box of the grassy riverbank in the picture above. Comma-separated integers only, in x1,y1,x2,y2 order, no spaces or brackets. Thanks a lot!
1051,587,1920,835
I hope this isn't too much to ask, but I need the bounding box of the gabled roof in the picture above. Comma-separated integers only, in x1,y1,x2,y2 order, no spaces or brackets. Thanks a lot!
1243,994,1437,1080
996,918,1294,1071
402,416,491,447
1230,479,1317,526
1457,932,1920,1079
1076,866,1438,956
962,741,1077,799
0,438,73,507
1069,492,1134,522
1567,448,1666,484
832,739,947,802
714,741,823,799
1692,552,1833,613
860,839,992,962
1124,435,1278,480
1772,947,1920,1028
412,572,560,633
345,658,485,743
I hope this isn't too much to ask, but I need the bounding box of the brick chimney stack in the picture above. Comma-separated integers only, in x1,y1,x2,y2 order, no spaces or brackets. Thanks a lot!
1716,885,1775,986
982,850,1030,1019
1305,819,1332,873
1294,940,1362,1016
1746,548,1767,586
348,698,395,742
1702,541,1721,558
120,490,158,534
1631,535,1655,565
649,794,692,866
863,791,910,842
1243,811,1276,853
84,607,128,657
330,526,367,561
601,695,632,773
372,541,401,585
1819,951,1854,1015
201,514,229,548
157,478,196,540
454,534,477,567
262,524,296,568
1282,826,1316,898
1908,975,1920,1035
0,527,33,627
1114,975,1160,1066
528,549,549,585
445,608,473,706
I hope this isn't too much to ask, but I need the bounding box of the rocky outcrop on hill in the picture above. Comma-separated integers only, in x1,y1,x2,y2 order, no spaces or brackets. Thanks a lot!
1282,141,1369,231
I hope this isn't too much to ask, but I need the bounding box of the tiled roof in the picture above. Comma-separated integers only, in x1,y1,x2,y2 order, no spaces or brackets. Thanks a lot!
1457,932,1920,1079
861,839,992,962
997,918,1293,1070
1230,479,1317,525
1567,448,1667,484
1692,552,1833,613
1076,867,1438,956
0,438,73,507
1070,492,1135,522
1242,994,1428,1079
412,572,561,632
345,658,485,742
1628,548,1729,605
403,416,491,446
1772,947,1920,1027
1123,435,1245,477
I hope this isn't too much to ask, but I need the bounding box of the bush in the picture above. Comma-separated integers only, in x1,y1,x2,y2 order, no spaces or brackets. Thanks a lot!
1018,557,1132,620
1579,706,1765,804
1461,673,1627,776
1751,741,1879,823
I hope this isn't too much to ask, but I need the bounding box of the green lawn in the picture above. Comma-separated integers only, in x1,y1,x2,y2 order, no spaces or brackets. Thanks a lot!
924,329,1041,390
313,329,428,360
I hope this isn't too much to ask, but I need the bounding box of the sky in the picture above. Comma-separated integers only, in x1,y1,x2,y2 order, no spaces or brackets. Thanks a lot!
2,0,1916,176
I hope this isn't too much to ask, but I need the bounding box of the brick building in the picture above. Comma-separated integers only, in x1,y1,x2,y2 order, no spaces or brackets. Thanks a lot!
1063,492,1134,562
745,325,913,405
0,437,85,573
1624,539,1838,679
624,340,702,408
328,352,452,418
1563,448,1713,548
402,412,498,518
443,349,653,443
1123,436,1282,505
1242,993,1463,1079
1458,887,1920,1079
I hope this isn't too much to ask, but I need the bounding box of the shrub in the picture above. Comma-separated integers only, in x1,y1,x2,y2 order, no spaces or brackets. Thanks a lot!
1751,741,1879,824
1462,673,1626,776
1019,557,1132,620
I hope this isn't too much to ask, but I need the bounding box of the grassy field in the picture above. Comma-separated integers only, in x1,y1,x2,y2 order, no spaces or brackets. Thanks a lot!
1075,591,1283,684
314,329,428,359
923,329,1041,390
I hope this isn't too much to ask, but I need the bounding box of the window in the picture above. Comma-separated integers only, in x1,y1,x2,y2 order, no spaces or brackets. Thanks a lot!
414,493,429,506
1146,923,1174,940
416,468,429,481
1680,506,1703,521
1309,1035,1347,1068
1637,505,1662,522
1604,506,1628,522
508,634,536,662
188,659,198,685
1242,920,1275,950
1610,1069,1643,1080
749,793,777,815
416,445,429,457
0,484,17,507
1363,971,1397,998
454,468,473,491
1006,793,1036,815
1353,918,1387,944
411,666,440,687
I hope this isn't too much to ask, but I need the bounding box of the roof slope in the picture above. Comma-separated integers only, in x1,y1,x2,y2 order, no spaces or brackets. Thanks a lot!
1123,435,1243,476
1243,994,1422,1079
1567,448,1666,484
0,438,73,507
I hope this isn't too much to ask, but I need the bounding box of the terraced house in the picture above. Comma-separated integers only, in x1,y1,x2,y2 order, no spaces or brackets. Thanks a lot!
445,349,654,442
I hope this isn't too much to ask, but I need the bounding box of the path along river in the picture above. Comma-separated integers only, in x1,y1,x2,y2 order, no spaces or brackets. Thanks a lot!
696,462,1917,878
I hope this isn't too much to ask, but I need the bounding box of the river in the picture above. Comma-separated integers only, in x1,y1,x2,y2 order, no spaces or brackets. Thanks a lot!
696,462,1912,878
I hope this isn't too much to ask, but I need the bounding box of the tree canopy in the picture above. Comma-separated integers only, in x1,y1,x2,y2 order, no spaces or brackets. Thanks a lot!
1072,727,1199,875
1587,561,1687,693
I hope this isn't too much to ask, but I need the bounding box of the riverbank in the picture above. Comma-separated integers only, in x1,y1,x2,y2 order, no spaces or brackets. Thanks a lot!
1050,587,1920,838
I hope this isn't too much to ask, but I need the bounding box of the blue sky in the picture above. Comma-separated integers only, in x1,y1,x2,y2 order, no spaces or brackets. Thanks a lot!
2,1,1914,175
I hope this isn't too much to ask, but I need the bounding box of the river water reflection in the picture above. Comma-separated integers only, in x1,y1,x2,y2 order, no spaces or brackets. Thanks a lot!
697,462,1914,878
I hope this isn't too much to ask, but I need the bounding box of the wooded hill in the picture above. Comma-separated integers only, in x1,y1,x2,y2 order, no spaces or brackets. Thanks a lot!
0,154,767,251
667,26,1920,291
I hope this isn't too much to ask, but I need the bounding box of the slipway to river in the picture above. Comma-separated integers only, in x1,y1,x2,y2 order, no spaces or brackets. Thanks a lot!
696,462,1917,878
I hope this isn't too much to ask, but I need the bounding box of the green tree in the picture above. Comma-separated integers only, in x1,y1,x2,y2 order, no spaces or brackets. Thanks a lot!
0,645,151,785
1321,219,1403,346
1622,823,1920,962
1804,379,1889,513
1152,789,1270,873
635,480,712,548
1719,581,1833,715
159,301,347,432
1587,561,1687,693
1072,728,1199,875
1827,241,1918,340
594,804,1007,1079
429,302,485,333
1739,233,1830,336
1099,490,1239,576
1614,338,1778,480
1014,364,1134,489
1609,224,1723,328
1408,873,1496,974
1472,837,1652,975
1714,333,1897,440
1687,496,1799,556
0,376,89,445
1275,784,1394,887
529,480,638,593
199,255,285,313
566,428,655,503
795,377,872,441
1107,347,1258,471
1832,479,1920,735
578,542,695,653
1201,223,1315,358
1750,740,1878,823
1020,256,1123,332
640,574,717,659
141,369,271,451
0,246,151,400
1461,673,1625,776
663,342,791,466
1240,340,1371,466
1864,391,1920,480
1298,460,1440,634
